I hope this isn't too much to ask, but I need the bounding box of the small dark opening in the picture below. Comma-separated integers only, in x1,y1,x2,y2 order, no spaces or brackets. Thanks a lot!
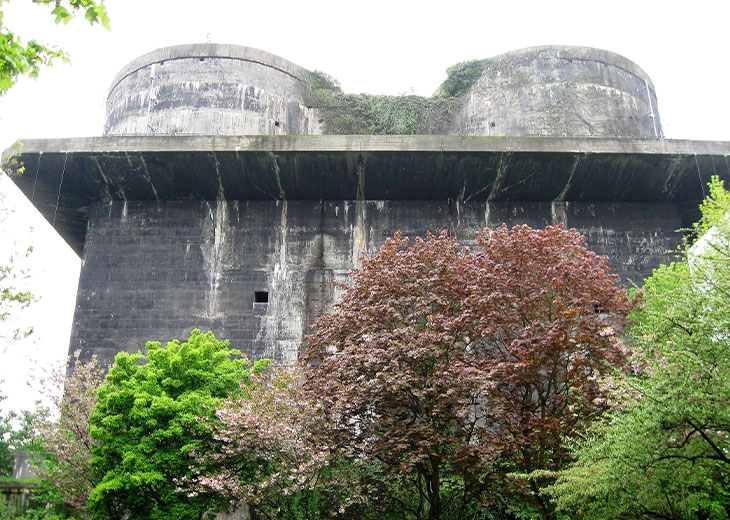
274,121,281,127
489,121,496,128
254,291,269,303
199,58,205,62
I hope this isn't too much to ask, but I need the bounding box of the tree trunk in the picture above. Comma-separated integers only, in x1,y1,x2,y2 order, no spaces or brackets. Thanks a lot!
530,479,555,520
428,459,441,520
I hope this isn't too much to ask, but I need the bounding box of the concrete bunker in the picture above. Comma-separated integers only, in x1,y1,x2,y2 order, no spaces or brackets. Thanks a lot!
450,46,662,138
104,44,321,136
3,44,728,366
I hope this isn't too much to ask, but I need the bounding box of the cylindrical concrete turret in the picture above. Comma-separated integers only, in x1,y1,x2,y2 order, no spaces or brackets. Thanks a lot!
450,46,662,138
104,44,322,136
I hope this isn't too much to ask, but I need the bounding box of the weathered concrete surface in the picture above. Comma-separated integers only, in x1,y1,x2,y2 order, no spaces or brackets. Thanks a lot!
4,135,729,255
0,480,38,517
105,44,321,136
11,451,37,479
104,44,661,139
450,46,662,138
69,199,682,366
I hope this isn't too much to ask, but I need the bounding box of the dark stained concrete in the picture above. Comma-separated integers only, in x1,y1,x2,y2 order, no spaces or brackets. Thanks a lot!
69,199,683,364
4,135,729,255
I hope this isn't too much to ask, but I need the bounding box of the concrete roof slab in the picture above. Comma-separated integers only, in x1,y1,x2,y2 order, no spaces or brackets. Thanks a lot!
3,135,729,255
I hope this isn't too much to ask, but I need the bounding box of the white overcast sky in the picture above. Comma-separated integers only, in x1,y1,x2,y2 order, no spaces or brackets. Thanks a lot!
1,0,729,412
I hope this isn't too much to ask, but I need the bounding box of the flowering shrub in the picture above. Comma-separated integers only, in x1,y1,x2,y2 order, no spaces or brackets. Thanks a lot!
190,362,361,520
35,356,105,517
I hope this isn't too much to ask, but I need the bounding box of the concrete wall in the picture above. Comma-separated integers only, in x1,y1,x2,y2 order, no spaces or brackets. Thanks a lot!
104,44,661,139
11,452,37,479
69,199,682,366
449,46,662,138
62,45,679,367
105,44,322,136
0,481,37,517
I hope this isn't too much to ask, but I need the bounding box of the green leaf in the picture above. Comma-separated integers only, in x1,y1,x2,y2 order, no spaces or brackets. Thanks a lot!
51,5,72,24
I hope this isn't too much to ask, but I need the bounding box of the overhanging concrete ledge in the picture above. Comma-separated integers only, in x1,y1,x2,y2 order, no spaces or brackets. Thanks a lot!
3,135,729,255
5,134,730,154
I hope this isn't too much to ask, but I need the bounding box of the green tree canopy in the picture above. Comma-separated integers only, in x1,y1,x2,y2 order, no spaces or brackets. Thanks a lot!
0,393,38,476
0,258,33,350
88,330,268,520
0,0,109,95
550,178,730,520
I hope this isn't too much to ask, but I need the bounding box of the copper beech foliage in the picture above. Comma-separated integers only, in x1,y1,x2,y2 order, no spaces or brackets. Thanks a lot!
303,224,632,519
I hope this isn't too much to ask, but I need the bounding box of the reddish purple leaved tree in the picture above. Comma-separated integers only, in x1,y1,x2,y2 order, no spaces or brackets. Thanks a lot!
303,225,631,520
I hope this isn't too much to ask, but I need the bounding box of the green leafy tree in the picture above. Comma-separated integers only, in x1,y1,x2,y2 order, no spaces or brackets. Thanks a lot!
550,178,730,520
0,242,34,351
87,330,269,520
0,265,32,348
0,0,109,95
0,393,38,476
694,176,730,239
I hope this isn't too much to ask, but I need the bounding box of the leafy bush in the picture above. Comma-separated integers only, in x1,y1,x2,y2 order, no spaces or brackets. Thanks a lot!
87,330,268,520
549,178,730,519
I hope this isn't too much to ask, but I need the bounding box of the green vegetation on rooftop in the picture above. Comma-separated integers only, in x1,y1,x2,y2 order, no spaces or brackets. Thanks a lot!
306,59,488,135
